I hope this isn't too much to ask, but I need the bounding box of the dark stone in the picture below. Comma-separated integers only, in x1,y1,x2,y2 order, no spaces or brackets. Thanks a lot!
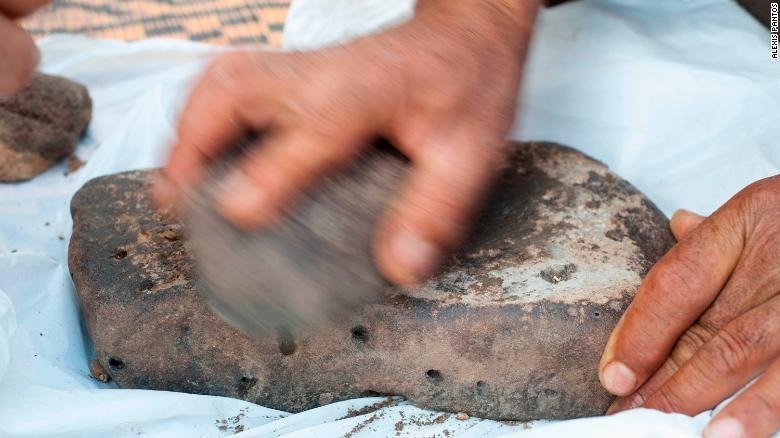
0,73,92,182
68,142,675,420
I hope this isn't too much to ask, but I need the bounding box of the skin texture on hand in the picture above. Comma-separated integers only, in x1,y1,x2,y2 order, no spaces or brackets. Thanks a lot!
156,0,540,285
600,176,780,438
0,0,48,95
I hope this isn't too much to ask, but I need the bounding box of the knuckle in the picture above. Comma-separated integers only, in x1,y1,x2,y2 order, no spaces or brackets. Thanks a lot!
708,326,756,375
673,324,716,364
745,226,780,269
740,175,780,199
753,389,780,416
648,253,703,301
734,176,780,216
651,386,685,413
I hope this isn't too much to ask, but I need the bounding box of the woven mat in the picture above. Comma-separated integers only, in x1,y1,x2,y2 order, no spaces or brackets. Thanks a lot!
22,0,290,47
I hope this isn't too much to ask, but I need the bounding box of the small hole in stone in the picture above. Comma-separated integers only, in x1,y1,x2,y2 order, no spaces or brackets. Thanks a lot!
107,357,125,370
113,249,128,260
237,376,258,398
426,369,442,382
361,390,382,397
277,327,297,356
476,381,486,389
138,278,155,292
593,312,601,317
351,325,368,343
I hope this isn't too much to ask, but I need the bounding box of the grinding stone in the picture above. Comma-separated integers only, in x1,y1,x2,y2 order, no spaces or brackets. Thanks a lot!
0,73,92,182
183,144,408,334
68,142,675,420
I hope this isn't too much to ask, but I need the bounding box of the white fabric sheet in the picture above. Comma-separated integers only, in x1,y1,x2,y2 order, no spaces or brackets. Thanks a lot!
0,0,777,436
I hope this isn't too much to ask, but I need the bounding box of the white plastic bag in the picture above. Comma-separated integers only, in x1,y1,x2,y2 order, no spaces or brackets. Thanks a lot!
0,0,777,435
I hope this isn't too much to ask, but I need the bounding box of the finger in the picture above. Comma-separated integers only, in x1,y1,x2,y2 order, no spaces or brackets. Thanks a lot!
156,52,277,206
642,295,780,415
611,238,780,413
0,0,49,18
704,358,780,438
607,323,716,414
0,15,38,95
374,141,503,285
599,205,745,396
670,209,706,241
217,129,363,228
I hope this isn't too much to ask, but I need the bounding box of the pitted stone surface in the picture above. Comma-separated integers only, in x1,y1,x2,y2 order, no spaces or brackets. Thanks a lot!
0,73,92,182
68,142,674,420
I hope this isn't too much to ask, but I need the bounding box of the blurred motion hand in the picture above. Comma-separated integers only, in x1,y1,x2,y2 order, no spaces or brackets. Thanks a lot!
0,0,48,94
156,0,539,285
601,176,780,437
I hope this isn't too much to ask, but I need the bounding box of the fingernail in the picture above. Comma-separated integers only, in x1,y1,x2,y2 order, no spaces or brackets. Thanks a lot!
601,361,637,395
219,172,266,218
704,418,744,438
389,231,441,282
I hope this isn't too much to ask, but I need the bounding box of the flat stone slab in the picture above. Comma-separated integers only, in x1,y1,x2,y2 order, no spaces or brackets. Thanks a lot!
0,73,92,182
68,142,674,420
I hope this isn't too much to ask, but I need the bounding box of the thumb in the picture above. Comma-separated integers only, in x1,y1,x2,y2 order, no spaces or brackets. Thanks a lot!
670,209,706,241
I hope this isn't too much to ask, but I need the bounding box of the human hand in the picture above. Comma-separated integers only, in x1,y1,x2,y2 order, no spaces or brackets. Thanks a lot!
155,0,539,285
0,0,48,94
600,176,780,437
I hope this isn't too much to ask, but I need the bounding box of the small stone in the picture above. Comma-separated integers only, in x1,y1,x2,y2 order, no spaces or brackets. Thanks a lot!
456,412,469,421
0,73,92,182
66,155,85,174
89,359,110,382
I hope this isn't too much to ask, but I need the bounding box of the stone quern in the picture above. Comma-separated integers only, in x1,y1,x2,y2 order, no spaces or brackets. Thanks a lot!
68,142,675,420
0,73,92,182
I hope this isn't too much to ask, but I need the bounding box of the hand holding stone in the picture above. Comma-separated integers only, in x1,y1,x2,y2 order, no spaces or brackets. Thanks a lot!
155,0,540,285
601,176,780,438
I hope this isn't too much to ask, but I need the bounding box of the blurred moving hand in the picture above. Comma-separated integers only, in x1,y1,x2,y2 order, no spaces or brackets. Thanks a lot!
0,0,48,94
155,0,539,285
601,176,780,438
